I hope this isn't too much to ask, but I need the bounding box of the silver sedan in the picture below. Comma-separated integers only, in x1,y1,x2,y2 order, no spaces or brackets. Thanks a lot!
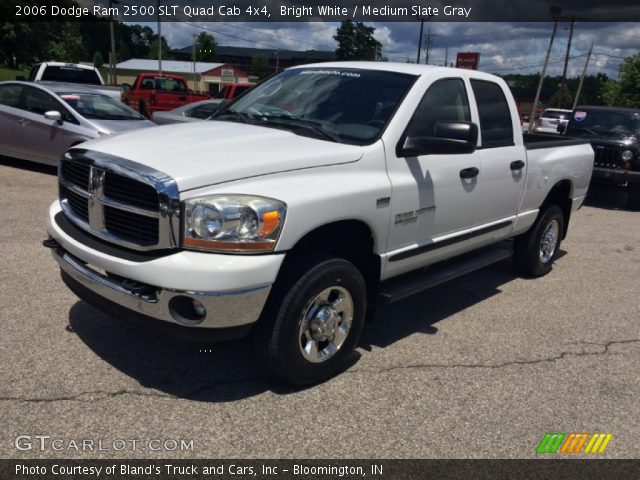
0,81,155,165
152,99,225,125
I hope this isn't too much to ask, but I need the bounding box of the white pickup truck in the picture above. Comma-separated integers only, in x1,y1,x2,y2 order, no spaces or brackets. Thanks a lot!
45,62,594,384
26,62,122,101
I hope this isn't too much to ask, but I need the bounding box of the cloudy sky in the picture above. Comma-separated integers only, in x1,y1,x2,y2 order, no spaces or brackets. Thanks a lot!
149,21,637,78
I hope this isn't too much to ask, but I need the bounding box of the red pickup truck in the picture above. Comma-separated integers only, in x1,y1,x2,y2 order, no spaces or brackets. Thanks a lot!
215,83,254,100
123,74,209,118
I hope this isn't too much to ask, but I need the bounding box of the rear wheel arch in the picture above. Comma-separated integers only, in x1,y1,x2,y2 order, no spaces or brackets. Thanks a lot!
541,180,573,239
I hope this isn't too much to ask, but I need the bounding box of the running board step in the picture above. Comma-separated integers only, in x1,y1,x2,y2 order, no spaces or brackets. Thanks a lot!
379,246,512,304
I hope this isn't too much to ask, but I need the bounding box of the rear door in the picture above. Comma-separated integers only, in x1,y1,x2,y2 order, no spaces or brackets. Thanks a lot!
465,79,526,244
0,83,26,158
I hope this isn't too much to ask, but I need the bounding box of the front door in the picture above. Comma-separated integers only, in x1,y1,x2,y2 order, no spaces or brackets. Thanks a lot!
385,77,481,278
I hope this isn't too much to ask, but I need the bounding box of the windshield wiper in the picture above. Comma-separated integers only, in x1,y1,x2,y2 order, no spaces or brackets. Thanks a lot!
260,116,341,143
214,111,253,124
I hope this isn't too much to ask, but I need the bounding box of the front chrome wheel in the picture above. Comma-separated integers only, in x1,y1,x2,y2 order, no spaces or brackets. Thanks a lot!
298,286,354,363
539,219,560,264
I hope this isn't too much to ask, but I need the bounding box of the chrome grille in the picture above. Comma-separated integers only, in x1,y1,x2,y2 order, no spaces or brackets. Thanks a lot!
593,145,622,169
58,150,180,251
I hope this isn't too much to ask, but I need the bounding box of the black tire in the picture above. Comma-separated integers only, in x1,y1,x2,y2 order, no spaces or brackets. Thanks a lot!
261,256,367,385
627,183,640,211
514,205,564,277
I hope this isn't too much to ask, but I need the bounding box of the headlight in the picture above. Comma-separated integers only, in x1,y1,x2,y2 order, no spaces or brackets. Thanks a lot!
621,149,634,161
183,195,286,252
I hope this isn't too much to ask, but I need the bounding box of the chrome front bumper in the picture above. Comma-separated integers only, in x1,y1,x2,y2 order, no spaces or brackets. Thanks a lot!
51,245,271,330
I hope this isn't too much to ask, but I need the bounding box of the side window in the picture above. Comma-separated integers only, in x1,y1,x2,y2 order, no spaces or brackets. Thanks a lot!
23,87,75,122
470,80,514,147
28,65,40,81
0,84,24,108
405,78,471,138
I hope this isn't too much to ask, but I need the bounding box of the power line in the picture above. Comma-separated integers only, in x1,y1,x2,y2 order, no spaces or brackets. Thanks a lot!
184,22,281,50
488,53,588,72
217,22,334,50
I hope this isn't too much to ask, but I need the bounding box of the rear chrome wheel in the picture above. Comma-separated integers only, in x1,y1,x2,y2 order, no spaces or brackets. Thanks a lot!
514,205,564,277
539,219,560,264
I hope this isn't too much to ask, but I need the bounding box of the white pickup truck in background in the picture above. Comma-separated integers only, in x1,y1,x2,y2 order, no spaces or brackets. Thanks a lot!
45,62,594,384
25,62,122,101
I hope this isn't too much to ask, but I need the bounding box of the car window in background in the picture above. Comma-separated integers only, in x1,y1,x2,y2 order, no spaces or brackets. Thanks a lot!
566,109,640,138
0,84,24,108
542,110,570,119
188,103,221,119
405,78,471,138
40,66,102,85
59,93,145,120
28,66,39,81
24,87,75,122
221,68,416,145
471,79,514,147
154,78,186,92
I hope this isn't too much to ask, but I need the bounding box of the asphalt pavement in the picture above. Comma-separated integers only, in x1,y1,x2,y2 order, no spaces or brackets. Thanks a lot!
1,157,638,459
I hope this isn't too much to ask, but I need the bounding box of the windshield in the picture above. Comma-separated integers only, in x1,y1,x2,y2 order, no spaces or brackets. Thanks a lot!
214,68,416,145
566,109,640,139
59,93,145,120
41,66,102,85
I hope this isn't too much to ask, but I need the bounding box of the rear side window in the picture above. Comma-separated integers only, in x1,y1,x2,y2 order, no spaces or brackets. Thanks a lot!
0,84,24,108
471,80,513,147
41,66,102,85
405,78,471,138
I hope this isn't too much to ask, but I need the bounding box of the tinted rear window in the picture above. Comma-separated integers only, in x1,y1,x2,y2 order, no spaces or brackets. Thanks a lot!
471,79,513,147
41,66,101,85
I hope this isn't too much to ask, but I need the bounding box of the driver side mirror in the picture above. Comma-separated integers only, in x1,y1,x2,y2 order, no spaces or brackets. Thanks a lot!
399,121,478,157
44,110,63,125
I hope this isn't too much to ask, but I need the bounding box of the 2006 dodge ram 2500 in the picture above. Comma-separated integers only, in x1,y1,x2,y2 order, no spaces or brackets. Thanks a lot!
45,62,594,384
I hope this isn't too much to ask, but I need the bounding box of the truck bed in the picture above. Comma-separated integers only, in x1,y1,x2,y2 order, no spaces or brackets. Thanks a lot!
523,132,590,150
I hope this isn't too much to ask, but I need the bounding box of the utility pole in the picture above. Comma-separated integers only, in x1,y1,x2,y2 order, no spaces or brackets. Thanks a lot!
157,0,162,75
424,28,435,65
192,34,197,91
444,46,448,67
559,17,576,107
108,0,119,85
416,19,425,63
528,13,559,134
572,43,593,111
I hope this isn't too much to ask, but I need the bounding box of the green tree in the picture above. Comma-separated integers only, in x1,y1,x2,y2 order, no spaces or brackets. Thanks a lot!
333,20,382,61
603,53,640,108
195,32,217,62
93,51,104,68
250,54,269,79
148,36,171,60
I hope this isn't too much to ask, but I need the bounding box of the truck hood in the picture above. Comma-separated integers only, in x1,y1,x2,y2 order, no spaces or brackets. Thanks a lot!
81,121,365,191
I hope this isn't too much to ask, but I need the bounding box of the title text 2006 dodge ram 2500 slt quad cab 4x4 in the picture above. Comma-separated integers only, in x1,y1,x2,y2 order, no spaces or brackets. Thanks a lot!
45,62,594,384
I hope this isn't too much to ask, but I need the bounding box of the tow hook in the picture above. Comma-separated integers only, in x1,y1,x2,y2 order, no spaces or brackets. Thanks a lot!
42,237,60,249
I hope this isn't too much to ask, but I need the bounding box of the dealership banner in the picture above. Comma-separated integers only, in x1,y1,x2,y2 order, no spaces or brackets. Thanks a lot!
455,52,480,70
3,459,640,479
3,0,640,22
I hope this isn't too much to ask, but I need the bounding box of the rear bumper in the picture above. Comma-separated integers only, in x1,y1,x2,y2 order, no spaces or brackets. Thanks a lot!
592,167,640,185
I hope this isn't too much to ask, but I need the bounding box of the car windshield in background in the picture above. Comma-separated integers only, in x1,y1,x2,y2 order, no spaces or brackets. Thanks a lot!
215,68,416,145
567,110,640,139
59,93,144,120
40,66,102,85
542,110,570,119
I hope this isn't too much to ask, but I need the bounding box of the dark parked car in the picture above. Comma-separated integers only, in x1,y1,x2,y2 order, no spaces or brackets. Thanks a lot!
562,106,640,209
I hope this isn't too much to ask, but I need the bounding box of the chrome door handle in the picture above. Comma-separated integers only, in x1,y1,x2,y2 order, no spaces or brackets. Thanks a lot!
18,118,30,126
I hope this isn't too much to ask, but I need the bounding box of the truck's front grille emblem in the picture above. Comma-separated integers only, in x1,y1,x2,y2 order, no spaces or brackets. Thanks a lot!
87,166,106,231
